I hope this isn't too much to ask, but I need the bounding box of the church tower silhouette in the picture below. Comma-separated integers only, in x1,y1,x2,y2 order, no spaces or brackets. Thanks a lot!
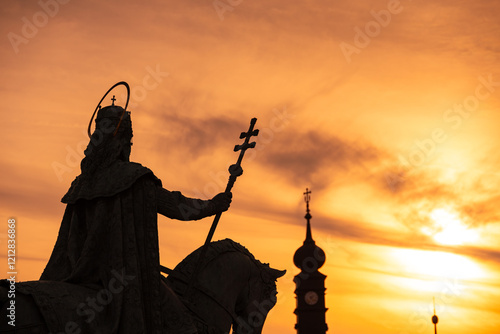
293,188,328,334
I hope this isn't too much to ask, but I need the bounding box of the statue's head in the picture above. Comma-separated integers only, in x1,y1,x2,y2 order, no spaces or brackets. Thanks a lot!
95,105,133,159
81,105,133,174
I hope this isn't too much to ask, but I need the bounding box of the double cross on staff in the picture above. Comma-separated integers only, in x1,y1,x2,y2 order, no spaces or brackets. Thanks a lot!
185,118,259,294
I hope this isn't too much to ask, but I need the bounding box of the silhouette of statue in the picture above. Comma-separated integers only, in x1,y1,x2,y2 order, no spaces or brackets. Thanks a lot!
0,83,285,333
7,91,235,333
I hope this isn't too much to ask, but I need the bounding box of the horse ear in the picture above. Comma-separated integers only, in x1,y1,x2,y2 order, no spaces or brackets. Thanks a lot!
269,268,286,279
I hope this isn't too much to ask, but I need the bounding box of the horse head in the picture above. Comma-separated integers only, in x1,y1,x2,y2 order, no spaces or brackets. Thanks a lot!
233,265,286,334
165,239,286,334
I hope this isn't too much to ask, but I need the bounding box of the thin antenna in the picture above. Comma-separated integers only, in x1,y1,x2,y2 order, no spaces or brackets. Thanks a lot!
432,297,439,334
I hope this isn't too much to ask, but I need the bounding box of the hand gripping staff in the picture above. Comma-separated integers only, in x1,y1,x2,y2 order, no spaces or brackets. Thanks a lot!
186,118,259,295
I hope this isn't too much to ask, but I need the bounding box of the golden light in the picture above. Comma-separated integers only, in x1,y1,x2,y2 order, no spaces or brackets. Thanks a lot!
423,208,479,246
391,248,485,293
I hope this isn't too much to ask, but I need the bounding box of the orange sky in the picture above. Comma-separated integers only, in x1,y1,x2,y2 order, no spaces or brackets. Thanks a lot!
1,1,500,333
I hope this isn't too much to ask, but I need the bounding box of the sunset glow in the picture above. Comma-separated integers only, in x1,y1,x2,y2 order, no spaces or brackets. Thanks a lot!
393,248,485,283
1,1,500,333
424,208,480,245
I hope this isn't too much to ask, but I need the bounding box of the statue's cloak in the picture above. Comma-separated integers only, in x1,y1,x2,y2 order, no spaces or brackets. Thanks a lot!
18,161,165,333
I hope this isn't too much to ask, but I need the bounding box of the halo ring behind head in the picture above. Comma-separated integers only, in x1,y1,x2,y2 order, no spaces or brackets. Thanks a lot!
87,81,130,138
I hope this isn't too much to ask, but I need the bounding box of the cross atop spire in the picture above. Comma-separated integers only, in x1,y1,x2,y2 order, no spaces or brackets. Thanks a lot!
111,95,116,106
304,188,311,209
303,188,313,241
304,188,312,219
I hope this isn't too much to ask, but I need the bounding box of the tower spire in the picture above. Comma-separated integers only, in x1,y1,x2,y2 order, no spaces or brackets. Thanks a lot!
294,188,325,269
304,188,313,241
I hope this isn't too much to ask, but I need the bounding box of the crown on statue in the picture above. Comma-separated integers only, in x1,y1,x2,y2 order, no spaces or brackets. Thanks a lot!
87,81,131,138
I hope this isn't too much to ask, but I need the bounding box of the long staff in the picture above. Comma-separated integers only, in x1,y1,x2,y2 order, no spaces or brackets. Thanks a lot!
185,118,259,294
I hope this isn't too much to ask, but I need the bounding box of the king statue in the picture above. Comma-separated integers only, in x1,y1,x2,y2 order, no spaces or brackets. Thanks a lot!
16,83,232,333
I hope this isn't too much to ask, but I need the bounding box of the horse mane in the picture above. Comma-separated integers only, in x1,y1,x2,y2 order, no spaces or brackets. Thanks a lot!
171,238,269,281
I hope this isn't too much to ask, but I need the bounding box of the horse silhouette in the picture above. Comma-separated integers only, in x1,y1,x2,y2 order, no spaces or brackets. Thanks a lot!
0,239,285,333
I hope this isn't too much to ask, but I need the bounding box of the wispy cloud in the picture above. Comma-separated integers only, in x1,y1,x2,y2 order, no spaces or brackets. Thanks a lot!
259,130,384,190
155,111,244,159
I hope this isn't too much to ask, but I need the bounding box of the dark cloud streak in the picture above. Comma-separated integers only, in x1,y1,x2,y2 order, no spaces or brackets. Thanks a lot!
259,130,384,191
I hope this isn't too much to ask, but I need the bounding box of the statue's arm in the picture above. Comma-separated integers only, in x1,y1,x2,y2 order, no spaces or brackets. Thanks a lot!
156,187,231,221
